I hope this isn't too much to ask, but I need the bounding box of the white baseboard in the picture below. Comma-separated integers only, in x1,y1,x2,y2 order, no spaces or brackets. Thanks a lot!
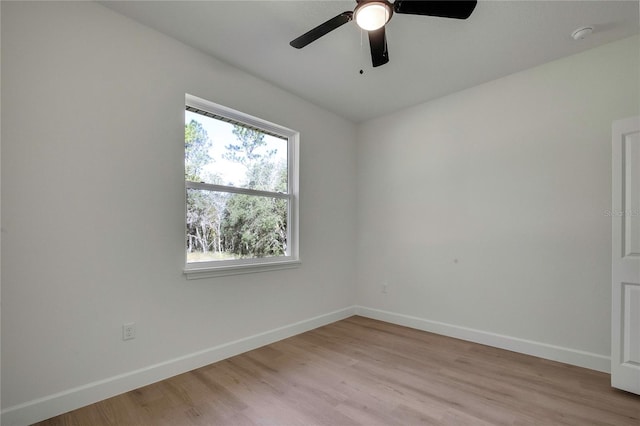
354,305,611,374
1,306,357,426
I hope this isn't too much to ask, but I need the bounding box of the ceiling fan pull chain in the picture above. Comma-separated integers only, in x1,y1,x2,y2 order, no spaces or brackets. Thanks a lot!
359,28,365,75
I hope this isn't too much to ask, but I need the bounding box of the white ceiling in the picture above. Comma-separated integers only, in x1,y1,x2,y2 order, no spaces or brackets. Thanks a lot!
101,0,639,123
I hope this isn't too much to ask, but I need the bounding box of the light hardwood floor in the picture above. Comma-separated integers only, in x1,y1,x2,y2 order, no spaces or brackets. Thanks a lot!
35,316,639,425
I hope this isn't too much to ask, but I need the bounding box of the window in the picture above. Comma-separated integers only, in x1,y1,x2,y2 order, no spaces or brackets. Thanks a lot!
184,94,299,278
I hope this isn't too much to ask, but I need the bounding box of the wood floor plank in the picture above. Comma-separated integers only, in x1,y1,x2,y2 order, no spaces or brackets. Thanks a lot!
34,316,640,425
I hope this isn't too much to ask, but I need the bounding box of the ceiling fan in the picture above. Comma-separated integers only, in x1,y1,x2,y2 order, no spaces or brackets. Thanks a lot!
290,0,477,68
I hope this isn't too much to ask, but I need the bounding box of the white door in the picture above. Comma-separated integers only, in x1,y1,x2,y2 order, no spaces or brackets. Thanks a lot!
612,116,640,394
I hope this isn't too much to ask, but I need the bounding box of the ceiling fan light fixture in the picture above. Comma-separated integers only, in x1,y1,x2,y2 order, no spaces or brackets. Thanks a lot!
354,1,392,31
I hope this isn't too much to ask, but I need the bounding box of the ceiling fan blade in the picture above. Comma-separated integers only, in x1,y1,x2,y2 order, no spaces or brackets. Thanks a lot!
393,0,477,19
290,11,353,49
368,26,389,68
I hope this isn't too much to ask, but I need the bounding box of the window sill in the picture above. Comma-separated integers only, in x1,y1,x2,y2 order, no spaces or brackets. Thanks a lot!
184,259,301,280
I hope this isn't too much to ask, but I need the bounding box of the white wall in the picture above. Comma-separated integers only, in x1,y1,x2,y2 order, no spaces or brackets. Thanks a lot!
356,35,640,369
0,0,3,417
1,1,356,423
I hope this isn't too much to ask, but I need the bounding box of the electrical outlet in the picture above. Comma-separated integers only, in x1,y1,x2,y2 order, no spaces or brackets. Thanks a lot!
122,323,136,341
382,282,388,294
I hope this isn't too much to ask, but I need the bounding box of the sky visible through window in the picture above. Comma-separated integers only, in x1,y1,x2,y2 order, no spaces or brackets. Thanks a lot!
185,110,287,188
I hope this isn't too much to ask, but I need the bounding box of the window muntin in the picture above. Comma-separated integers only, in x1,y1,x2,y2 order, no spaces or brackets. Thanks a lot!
184,95,299,277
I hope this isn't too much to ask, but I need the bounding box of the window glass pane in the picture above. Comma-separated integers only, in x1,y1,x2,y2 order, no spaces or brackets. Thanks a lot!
185,110,288,193
186,188,288,263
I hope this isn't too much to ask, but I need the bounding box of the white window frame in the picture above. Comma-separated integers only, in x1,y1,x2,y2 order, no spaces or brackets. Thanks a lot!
184,94,300,279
